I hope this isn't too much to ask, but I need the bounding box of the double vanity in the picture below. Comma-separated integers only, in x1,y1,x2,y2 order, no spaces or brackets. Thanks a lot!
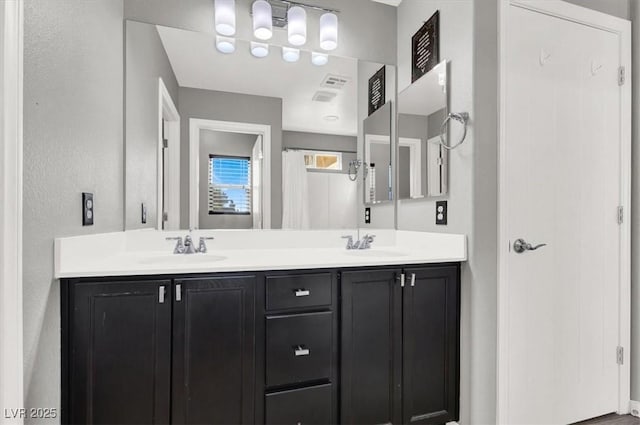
56,230,465,424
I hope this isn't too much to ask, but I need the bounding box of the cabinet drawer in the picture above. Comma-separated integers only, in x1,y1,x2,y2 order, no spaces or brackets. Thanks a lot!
266,312,332,387
265,273,332,311
265,384,332,425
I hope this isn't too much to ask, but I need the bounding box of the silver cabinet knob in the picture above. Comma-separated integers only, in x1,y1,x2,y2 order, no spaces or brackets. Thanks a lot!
513,238,547,254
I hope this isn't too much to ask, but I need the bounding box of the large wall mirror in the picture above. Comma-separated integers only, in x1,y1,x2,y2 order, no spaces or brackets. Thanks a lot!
397,60,449,200
124,20,395,231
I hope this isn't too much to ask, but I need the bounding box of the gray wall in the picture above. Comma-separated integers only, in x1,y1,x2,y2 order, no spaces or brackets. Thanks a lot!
631,0,640,404
23,0,125,422
178,87,283,229
199,130,255,230
125,20,179,229
124,0,397,65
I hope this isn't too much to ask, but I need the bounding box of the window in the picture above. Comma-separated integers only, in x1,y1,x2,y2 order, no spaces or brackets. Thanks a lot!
300,150,343,170
208,155,252,215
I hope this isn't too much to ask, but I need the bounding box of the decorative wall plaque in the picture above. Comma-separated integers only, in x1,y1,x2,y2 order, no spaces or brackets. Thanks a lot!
412,10,440,83
368,66,386,116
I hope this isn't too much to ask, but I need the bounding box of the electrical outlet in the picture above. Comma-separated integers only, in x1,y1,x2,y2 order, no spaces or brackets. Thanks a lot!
82,193,94,226
141,203,147,224
365,207,371,224
436,201,448,225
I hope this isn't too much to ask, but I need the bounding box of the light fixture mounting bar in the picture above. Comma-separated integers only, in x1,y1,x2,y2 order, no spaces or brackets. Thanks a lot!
279,0,340,14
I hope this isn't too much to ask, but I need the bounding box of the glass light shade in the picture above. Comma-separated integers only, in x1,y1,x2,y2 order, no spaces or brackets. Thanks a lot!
282,47,300,62
251,41,269,58
319,13,338,51
215,0,236,36
287,6,307,46
216,35,236,54
312,52,329,66
253,0,273,40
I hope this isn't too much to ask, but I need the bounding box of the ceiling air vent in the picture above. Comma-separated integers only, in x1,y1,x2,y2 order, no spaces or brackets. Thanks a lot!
312,91,338,103
321,74,351,90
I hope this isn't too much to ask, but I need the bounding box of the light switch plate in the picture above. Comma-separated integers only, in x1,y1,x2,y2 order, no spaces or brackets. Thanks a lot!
365,207,371,224
82,193,94,226
436,201,448,225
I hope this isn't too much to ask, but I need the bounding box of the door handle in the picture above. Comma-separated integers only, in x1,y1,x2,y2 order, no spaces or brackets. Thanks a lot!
513,238,547,254
294,346,310,357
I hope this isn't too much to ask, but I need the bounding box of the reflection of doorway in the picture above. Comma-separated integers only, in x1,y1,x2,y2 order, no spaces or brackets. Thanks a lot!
158,78,180,230
189,119,271,230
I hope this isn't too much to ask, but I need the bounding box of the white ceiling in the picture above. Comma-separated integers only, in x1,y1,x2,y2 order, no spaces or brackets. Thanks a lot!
157,25,359,136
371,0,403,6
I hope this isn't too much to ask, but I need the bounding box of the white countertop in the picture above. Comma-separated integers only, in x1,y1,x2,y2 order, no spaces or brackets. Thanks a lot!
54,229,467,279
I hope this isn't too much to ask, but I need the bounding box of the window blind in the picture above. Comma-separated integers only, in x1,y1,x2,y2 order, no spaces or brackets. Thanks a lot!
208,155,252,215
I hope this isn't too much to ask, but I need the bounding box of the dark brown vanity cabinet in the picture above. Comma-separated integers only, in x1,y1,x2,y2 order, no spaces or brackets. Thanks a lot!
62,275,257,425
62,263,459,425
62,280,173,425
171,276,256,425
341,265,461,425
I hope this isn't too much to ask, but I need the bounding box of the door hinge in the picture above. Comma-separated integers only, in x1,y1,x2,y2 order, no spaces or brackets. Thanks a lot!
159,286,166,304
163,212,169,222
163,138,169,149
617,346,624,365
618,66,626,86
618,206,624,225
176,284,182,302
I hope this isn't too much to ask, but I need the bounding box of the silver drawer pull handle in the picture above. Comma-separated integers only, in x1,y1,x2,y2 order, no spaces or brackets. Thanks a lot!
294,289,310,297
294,346,310,357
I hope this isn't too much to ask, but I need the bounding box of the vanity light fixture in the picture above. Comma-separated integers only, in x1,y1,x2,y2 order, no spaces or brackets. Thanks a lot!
287,6,307,46
311,52,329,66
216,35,236,54
252,0,273,40
319,13,338,51
215,0,236,36
282,46,300,62
251,41,270,58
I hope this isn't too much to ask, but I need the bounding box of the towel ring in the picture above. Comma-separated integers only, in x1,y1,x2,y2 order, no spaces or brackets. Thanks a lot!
439,112,470,150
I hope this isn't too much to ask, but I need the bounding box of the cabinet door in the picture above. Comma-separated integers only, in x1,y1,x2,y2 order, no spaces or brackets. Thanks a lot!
67,280,171,424
172,275,256,425
340,269,402,425
402,265,460,424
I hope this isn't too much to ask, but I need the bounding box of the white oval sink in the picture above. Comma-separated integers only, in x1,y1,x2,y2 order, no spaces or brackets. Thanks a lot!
134,254,227,265
346,250,408,258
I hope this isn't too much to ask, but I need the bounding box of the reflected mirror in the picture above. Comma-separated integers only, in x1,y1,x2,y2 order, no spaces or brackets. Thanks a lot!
397,60,448,200
363,102,392,204
124,20,395,231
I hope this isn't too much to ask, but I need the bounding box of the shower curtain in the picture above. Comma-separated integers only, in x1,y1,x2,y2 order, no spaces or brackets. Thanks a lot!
281,150,310,229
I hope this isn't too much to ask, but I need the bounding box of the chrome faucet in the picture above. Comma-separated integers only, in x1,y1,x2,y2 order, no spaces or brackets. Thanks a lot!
183,234,198,254
166,237,186,254
342,234,376,250
197,237,215,254
167,232,215,254
358,234,376,250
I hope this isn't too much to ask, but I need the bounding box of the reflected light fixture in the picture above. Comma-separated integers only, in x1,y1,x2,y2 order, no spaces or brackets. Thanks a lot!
282,47,300,63
216,35,236,54
312,52,329,66
288,6,307,46
252,0,273,40
251,41,270,58
215,0,236,36
319,13,338,51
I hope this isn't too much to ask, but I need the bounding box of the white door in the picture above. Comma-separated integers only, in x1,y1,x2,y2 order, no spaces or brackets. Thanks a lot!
503,4,626,424
252,135,263,229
